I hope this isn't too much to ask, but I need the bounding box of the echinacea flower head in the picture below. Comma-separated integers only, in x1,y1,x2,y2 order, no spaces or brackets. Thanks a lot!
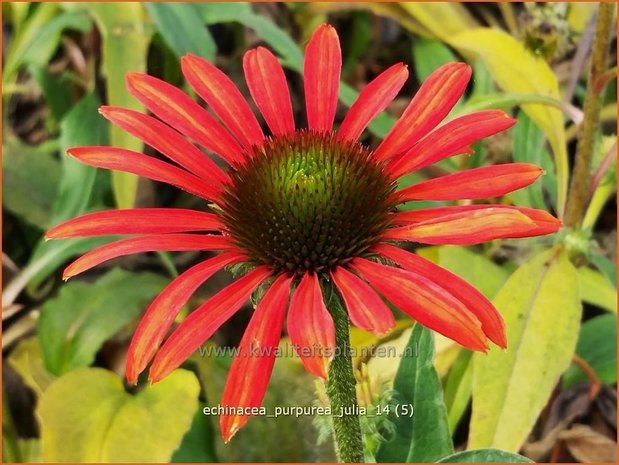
47,24,561,441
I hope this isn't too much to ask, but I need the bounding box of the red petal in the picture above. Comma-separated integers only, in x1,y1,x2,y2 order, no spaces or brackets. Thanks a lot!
220,274,292,442
126,72,244,166
350,258,488,351
243,47,295,136
395,163,544,202
148,266,272,383
391,204,562,236
46,208,223,239
384,207,543,245
181,54,264,152
331,267,395,335
63,234,231,279
287,273,335,379
386,110,517,178
374,62,471,161
67,146,220,202
99,106,228,186
337,63,408,142
126,251,246,384
304,24,342,132
374,244,506,348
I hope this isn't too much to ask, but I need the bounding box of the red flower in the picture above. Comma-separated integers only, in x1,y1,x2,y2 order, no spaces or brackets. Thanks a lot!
47,24,561,441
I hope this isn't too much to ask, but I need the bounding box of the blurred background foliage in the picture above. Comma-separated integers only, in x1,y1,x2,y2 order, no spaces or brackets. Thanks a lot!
2,2,617,463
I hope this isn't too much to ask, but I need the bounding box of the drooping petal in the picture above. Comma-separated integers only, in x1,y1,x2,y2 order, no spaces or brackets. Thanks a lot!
181,54,264,152
63,234,232,280
383,207,546,245
395,163,544,202
337,63,408,142
126,251,246,384
386,110,517,178
287,273,335,379
374,244,506,348
304,24,342,132
67,146,220,202
148,266,272,383
46,209,224,239
373,62,472,161
350,258,488,351
99,106,228,186
126,72,244,165
390,204,562,237
220,274,292,442
243,47,295,136
331,266,395,335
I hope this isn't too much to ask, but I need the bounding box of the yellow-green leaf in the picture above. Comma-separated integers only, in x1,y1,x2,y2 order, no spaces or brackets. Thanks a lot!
469,249,581,452
578,266,617,313
448,28,569,217
88,3,151,208
7,337,56,397
399,3,478,41
38,368,199,462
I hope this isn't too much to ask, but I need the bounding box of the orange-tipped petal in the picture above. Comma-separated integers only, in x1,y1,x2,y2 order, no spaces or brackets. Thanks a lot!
350,258,488,351
331,266,395,335
220,274,292,442
374,244,506,348
125,72,244,166
63,234,231,280
383,207,543,245
46,208,223,239
374,62,471,161
243,47,295,136
287,273,335,379
386,110,517,178
148,266,272,383
304,24,342,132
126,252,246,384
99,106,228,186
181,54,264,152
395,163,544,202
337,63,408,142
390,204,562,236
67,146,220,202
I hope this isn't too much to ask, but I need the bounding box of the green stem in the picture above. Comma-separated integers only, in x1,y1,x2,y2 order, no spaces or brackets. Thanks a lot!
564,2,615,228
326,292,364,463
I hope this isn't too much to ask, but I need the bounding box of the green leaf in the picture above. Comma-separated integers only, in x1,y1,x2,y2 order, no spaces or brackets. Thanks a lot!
509,112,548,209
7,337,56,396
53,92,108,224
38,368,199,462
145,2,216,60
590,253,617,286
448,28,569,216
578,266,617,313
3,5,92,84
412,38,458,82
563,313,617,388
469,249,582,452
88,3,151,208
171,403,218,462
437,448,533,463
2,137,61,229
38,268,166,376
376,324,453,462
443,350,473,433
28,64,73,122
417,246,510,298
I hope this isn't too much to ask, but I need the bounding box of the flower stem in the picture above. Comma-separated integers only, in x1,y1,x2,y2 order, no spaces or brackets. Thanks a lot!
326,293,364,463
564,2,615,228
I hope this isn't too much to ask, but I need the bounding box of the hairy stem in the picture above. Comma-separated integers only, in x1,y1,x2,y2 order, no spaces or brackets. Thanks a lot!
564,2,615,227
326,293,364,462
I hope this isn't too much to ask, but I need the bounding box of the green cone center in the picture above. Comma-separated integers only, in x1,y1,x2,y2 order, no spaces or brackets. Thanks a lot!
219,131,397,275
